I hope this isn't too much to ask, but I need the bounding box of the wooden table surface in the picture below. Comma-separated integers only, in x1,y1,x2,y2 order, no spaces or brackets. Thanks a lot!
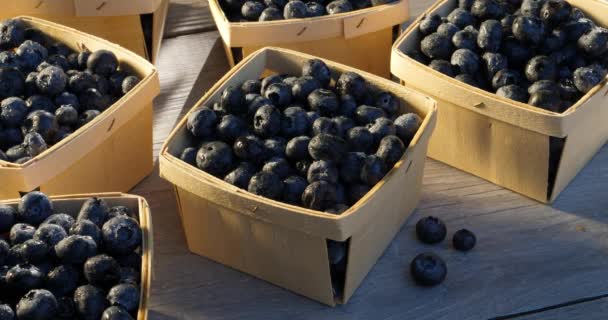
133,1,608,319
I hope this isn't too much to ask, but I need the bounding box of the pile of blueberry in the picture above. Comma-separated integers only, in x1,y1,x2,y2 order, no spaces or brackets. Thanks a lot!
410,216,476,287
220,0,397,22
409,0,608,112
180,58,423,214
0,192,143,320
0,18,141,164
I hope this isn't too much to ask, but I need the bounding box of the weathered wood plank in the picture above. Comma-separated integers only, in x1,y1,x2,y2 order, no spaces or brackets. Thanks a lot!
511,297,608,320
165,0,216,38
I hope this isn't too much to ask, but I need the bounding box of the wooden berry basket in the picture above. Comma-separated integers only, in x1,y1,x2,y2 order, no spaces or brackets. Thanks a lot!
0,192,153,320
1,0,170,63
391,0,608,203
159,47,437,305
209,0,410,78
0,17,160,200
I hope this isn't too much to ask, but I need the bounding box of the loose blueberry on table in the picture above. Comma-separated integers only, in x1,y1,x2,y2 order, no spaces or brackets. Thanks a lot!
181,58,423,215
0,18,141,164
221,0,399,22
411,0,608,113
0,191,143,320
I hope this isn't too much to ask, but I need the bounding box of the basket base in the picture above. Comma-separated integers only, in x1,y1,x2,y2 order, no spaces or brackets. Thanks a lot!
224,27,395,78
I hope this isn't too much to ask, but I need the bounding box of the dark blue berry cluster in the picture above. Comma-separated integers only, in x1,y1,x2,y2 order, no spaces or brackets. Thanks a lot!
0,19,141,164
221,0,398,22
409,0,608,113
181,58,422,214
0,192,143,320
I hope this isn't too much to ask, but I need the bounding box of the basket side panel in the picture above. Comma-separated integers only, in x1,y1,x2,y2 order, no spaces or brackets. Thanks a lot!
242,27,394,78
551,93,608,201
176,187,336,305
40,104,153,197
427,97,550,202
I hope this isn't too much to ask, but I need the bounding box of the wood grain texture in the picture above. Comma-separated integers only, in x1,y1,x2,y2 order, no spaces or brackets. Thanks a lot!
164,0,215,38
139,1,608,319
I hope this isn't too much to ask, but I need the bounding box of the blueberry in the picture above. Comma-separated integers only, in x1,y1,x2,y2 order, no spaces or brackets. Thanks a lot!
187,107,218,138
308,89,339,116
308,133,347,162
284,0,308,18
578,27,608,57
87,50,118,76
540,29,566,54
419,14,442,35
0,205,15,233
529,90,560,112
259,7,284,21
336,72,367,102
13,239,49,264
253,105,281,137
338,152,365,183
501,14,515,35
101,215,141,257
105,206,132,221
447,9,475,28
307,2,327,16
55,235,97,264
69,219,102,246
241,79,261,94
0,19,25,49
456,74,480,86
477,19,502,52
372,91,399,117
17,191,53,226
453,229,476,251
346,183,370,205
326,0,353,14
74,285,108,320
450,49,480,75
0,67,24,98
263,82,291,108
17,40,48,71
248,172,284,200
416,216,446,244
361,154,386,186
224,162,256,189
77,197,109,227
6,144,27,162
101,306,133,320
119,267,140,285
528,80,558,95
302,181,337,210
242,1,266,20
281,106,308,137
496,85,528,103
393,113,421,145
54,105,78,127
16,289,58,320
220,86,246,114
292,76,321,102
367,117,396,143
406,49,430,65
355,105,386,125
45,54,70,71
563,18,594,41
46,265,80,296
437,23,460,39
10,223,35,245
312,117,338,136
33,224,66,251
246,95,272,117
521,0,545,16
217,115,247,142
501,36,534,67
79,110,101,126
6,264,44,294
282,176,308,205
428,59,456,76
262,157,291,179
525,56,557,82
121,76,139,94
376,135,405,168
512,16,544,45
79,88,111,111
54,92,79,110
307,160,338,183
107,284,139,312
68,71,97,93
265,137,287,158
233,135,265,162
410,252,447,286
0,304,14,320
302,59,331,88
0,51,20,69
573,66,604,93
286,136,311,160
421,33,453,60
1,97,27,127
332,116,355,138
452,29,478,51
492,69,522,90
459,0,474,9
48,42,71,56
